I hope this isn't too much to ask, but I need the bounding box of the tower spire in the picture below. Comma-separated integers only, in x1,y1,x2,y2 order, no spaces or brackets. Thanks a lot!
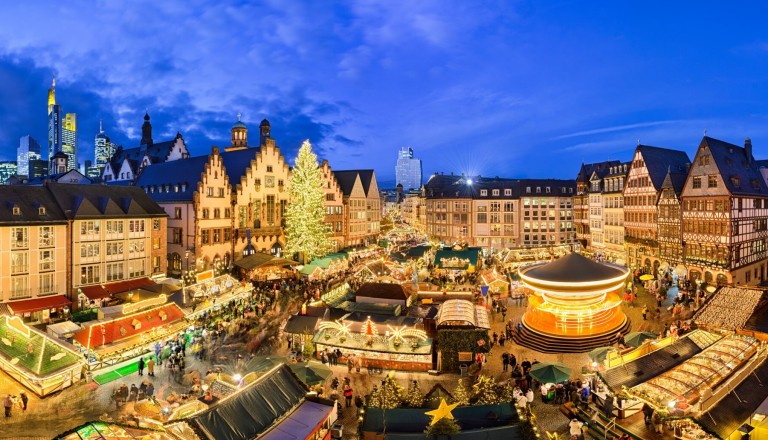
99,119,103,134
47,73,57,109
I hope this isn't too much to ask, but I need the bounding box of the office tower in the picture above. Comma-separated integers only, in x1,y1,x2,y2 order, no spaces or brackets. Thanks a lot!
47,76,62,169
395,146,423,190
17,135,41,176
94,120,116,171
0,161,17,184
62,113,77,171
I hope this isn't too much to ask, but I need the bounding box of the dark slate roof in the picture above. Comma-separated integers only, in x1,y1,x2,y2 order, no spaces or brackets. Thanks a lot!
45,183,167,219
357,169,375,195
698,357,768,440
0,186,67,226
135,155,210,202
423,174,576,199
355,282,409,300
576,161,620,183
703,136,768,196
636,145,691,191
333,170,361,196
522,252,626,283
605,162,630,178
218,147,260,189
660,169,689,197
112,138,177,164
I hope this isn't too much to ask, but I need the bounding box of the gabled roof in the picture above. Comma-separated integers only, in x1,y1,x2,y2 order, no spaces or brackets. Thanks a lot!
424,174,576,199
218,147,261,190
112,138,178,164
46,183,168,218
576,160,620,183
0,186,67,225
636,145,690,191
333,170,362,196
660,169,688,197
135,154,210,202
702,136,768,196
355,282,409,301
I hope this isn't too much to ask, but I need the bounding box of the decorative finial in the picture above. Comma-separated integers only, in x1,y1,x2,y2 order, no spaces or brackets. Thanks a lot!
237,112,242,122
99,119,103,133
704,129,707,136
637,139,640,146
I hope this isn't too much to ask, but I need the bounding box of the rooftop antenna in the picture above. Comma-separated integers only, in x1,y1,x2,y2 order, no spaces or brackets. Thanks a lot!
704,129,708,136
637,139,640,146
237,112,242,121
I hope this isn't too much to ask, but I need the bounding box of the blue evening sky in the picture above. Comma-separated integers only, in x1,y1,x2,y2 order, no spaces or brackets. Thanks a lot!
1,1,768,186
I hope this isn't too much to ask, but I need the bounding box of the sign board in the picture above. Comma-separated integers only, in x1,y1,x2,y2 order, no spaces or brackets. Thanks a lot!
480,285,490,297
458,352,474,362
196,270,214,283
122,294,167,315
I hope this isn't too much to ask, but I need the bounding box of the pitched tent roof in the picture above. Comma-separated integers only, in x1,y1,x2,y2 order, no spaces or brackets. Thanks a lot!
181,364,311,440
702,136,768,196
234,252,298,270
522,252,627,284
636,145,691,191
283,315,321,334
433,247,481,269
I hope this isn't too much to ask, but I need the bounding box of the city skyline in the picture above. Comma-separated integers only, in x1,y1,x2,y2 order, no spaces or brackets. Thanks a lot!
3,2,768,184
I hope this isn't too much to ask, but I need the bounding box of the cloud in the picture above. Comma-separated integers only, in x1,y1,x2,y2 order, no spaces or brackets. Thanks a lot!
553,120,686,140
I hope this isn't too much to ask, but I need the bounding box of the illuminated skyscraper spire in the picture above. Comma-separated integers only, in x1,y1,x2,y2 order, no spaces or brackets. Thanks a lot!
47,74,56,110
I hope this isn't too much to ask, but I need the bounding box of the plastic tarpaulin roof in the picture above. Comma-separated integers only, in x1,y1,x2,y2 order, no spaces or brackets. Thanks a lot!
187,365,308,440
260,400,334,440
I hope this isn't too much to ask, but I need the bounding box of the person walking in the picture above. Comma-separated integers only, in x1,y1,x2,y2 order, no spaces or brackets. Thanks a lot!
147,356,156,377
502,353,509,372
642,305,648,320
343,384,353,408
3,394,12,417
19,391,28,412
138,357,145,376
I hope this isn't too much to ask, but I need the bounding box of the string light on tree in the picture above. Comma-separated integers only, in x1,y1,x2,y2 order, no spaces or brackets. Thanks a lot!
284,140,334,263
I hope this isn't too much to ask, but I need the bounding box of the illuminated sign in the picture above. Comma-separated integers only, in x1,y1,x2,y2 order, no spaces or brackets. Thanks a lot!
122,294,167,315
196,270,214,283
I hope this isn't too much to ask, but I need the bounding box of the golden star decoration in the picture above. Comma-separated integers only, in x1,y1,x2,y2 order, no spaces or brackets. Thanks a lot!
425,398,459,425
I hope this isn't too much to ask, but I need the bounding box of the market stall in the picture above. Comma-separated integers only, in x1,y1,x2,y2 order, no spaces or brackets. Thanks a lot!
234,252,298,282
0,315,84,397
629,334,759,413
313,314,432,371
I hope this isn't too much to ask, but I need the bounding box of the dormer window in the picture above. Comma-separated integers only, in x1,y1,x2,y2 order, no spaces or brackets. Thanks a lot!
536,187,541,193
561,187,566,193
38,207,46,215
12,206,20,216
526,187,531,193
545,187,551,193
492,189,500,196
732,176,741,187
480,189,488,196
504,189,512,196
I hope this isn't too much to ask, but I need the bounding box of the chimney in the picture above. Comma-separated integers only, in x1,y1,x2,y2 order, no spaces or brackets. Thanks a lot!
745,138,753,164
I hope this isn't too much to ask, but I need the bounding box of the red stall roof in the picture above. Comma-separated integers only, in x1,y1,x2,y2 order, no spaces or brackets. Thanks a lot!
104,277,155,294
73,303,185,349
80,285,111,301
8,295,72,315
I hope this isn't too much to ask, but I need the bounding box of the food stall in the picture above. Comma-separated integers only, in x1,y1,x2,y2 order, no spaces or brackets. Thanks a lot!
0,315,84,397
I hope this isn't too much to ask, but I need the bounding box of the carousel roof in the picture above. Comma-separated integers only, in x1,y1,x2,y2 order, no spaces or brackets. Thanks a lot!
522,252,626,283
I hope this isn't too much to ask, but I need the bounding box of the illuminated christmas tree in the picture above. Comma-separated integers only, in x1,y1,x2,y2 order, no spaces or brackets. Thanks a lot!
451,380,470,406
472,375,502,405
404,380,424,407
368,385,382,408
376,376,405,409
284,140,334,263
500,379,517,402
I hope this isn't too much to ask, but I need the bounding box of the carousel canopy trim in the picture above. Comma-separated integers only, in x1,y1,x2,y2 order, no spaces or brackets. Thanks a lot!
521,252,627,284
181,364,310,440
355,282,409,301
234,252,299,270
433,248,480,270
436,299,490,329
8,295,72,315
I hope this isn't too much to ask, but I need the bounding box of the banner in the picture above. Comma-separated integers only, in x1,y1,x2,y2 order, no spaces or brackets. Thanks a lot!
480,285,490,297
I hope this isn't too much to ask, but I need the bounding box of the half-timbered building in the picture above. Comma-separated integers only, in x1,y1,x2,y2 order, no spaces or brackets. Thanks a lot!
574,161,618,251
623,145,690,273
657,168,688,268
681,136,768,285
603,162,629,264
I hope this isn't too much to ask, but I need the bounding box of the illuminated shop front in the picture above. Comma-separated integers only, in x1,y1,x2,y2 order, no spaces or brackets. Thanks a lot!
520,253,629,341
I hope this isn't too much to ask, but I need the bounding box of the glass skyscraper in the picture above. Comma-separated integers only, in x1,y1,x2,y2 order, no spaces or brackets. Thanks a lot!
17,135,41,177
47,76,77,173
62,113,77,171
92,120,116,178
395,146,422,190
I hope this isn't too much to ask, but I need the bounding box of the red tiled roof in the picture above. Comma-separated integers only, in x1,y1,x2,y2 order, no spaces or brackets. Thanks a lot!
80,285,111,301
104,277,155,294
73,303,185,349
8,295,72,315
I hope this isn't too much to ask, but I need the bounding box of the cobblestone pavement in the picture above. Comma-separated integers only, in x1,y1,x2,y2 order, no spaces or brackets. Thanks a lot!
0,278,692,439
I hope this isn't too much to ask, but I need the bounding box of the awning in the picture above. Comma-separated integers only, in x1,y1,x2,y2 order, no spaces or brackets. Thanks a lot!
80,285,110,300
8,295,72,315
260,400,334,440
103,277,155,294
234,252,299,270
283,315,321,334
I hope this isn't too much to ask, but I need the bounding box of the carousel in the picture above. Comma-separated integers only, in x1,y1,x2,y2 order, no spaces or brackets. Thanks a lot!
517,252,631,352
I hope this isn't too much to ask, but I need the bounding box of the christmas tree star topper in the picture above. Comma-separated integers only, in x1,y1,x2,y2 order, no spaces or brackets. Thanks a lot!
425,398,459,425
